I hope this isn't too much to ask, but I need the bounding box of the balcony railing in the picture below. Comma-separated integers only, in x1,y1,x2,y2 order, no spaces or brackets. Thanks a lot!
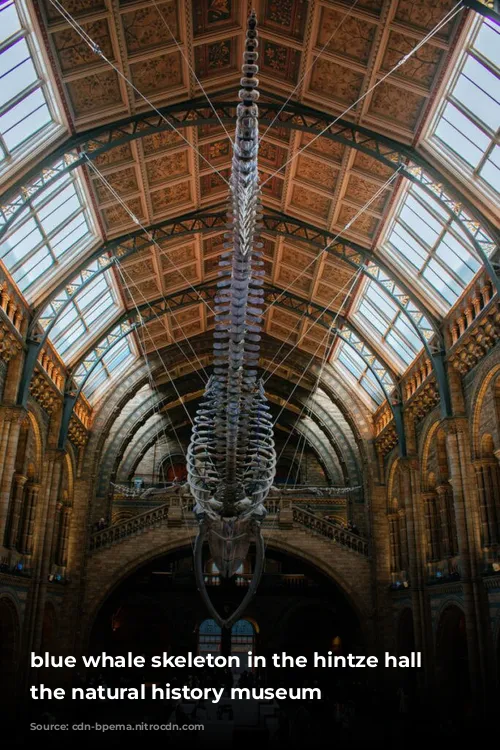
89,498,369,557
291,506,369,556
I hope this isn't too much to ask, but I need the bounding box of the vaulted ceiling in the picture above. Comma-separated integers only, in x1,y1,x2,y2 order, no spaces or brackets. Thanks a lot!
34,0,464,364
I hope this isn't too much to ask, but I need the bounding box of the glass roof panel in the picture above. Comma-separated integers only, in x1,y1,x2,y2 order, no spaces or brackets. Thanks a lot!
0,170,97,299
352,280,423,369
81,338,136,402
0,1,60,165
426,16,500,203
335,343,385,406
379,181,482,310
47,271,121,361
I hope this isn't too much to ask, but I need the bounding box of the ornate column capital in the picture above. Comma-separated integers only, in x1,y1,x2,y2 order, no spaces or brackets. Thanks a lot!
0,405,27,425
435,483,451,496
440,416,469,437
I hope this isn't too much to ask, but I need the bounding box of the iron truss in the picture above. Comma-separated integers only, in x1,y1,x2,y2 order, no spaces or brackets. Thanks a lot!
25,208,450,421
462,0,500,23
31,209,440,348
52,282,404,450
0,98,497,278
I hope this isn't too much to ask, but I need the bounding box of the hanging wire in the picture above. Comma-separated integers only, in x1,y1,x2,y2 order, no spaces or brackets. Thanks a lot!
85,157,213,380
271,267,364,427
259,0,361,144
48,0,231,186
264,264,364,385
263,167,402,316
259,1,464,188
150,0,235,147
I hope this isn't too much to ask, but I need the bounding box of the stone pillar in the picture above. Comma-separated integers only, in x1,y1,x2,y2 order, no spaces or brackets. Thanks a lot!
436,484,451,559
23,451,64,673
400,458,433,688
167,492,184,527
278,494,293,527
399,511,409,573
56,505,72,568
422,492,439,562
32,453,64,653
369,482,395,658
389,516,398,574
7,473,28,549
18,483,40,556
0,407,25,546
443,418,491,705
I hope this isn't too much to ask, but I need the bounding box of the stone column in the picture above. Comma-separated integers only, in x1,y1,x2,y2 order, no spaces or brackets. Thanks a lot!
0,407,25,545
483,460,500,547
400,458,433,688
389,516,398,574
56,505,72,568
32,453,64,653
7,473,28,549
444,418,490,704
18,483,40,556
369,482,395,658
474,461,494,549
436,484,451,559
422,492,439,562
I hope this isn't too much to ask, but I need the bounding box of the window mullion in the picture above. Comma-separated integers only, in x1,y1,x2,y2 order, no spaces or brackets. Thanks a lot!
0,28,25,55
0,78,43,117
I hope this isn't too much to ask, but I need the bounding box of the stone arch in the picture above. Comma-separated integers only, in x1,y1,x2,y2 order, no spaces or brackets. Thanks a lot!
435,602,469,707
387,456,400,503
470,352,500,459
82,530,372,651
0,595,21,701
420,420,440,489
480,432,495,458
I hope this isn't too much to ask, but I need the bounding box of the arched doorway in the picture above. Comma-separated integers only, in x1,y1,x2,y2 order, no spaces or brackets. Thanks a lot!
89,545,364,692
0,598,20,702
436,605,469,709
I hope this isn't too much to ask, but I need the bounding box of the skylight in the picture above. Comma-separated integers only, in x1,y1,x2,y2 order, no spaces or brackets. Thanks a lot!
0,171,98,299
0,0,61,168
380,182,481,309
74,336,136,402
333,339,388,406
426,16,500,203
353,280,424,370
47,271,121,361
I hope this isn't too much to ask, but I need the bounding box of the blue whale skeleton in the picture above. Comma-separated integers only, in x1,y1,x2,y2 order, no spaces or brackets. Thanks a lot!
187,11,276,628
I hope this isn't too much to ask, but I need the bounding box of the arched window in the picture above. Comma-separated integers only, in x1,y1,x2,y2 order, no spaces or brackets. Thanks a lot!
231,619,254,655
197,618,255,663
198,619,221,656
